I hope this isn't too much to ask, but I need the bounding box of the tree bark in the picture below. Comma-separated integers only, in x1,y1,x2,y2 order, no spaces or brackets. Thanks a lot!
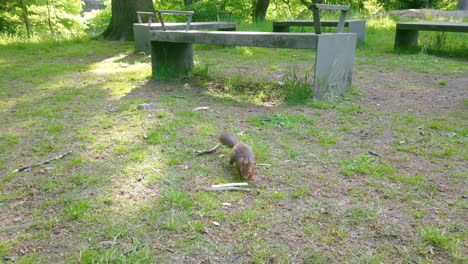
252,0,270,22
46,0,56,39
102,0,155,41
19,0,32,38
457,0,468,10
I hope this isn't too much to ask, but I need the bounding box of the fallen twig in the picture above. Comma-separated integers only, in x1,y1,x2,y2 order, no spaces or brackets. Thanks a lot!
271,179,317,198
368,151,382,158
13,150,72,173
150,167,174,187
211,182,248,188
192,106,210,112
194,143,220,155
204,187,251,192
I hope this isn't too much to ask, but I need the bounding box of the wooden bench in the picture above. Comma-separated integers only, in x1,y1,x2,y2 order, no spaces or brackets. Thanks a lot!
150,30,357,99
134,11,236,53
273,20,366,43
394,21,468,49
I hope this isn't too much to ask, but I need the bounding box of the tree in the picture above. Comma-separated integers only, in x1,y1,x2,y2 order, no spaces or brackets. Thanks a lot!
458,0,468,10
102,0,154,41
252,0,270,22
19,0,32,37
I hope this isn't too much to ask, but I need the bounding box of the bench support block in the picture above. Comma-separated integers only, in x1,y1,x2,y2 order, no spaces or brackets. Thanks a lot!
348,21,366,43
314,34,356,99
394,29,419,49
151,33,356,99
151,42,194,78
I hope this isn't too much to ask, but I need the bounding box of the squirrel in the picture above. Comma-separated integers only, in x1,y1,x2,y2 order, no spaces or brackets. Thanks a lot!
219,131,255,181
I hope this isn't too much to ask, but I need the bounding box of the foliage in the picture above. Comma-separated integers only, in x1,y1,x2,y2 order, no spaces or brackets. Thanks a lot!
363,0,384,16
0,0,85,38
84,0,111,36
0,0,462,40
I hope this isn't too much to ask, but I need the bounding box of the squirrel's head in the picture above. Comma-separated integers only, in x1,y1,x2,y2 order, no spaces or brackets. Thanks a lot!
240,160,255,181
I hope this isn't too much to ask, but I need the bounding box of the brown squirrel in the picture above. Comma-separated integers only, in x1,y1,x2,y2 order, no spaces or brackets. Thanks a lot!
219,132,255,181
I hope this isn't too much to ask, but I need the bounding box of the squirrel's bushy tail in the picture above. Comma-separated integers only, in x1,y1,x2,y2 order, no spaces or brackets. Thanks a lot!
219,131,239,148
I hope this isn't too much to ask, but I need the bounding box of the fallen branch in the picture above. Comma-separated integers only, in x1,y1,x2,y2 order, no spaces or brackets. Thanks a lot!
204,187,250,192
150,167,174,187
13,150,72,173
194,143,220,155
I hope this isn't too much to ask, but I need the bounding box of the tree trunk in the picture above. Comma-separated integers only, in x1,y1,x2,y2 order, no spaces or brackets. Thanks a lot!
19,0,32,38
457,0,468,10
102,0,155,41
46,0,56,39
252,0,270,22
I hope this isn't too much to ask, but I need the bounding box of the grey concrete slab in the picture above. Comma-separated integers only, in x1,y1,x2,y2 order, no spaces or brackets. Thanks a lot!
314,33,356,99
133,22,237,53
396,21,468,32
150,30,321,49
394,21,468,49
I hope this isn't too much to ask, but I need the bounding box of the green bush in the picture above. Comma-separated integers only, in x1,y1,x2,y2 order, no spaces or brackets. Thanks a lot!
84,0,111,36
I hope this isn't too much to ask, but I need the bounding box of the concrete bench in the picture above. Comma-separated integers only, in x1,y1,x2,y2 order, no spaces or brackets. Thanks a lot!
273,20,366,43
150,30,357,99
134,11,236,53
394,21,468,49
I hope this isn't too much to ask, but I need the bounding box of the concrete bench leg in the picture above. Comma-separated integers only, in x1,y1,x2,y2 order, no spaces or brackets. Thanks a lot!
151,41,194,78
394,29,419,49
314,34,356,99
134,24,151,53
218,28,236,32
273,25,290,32
348,21,366,43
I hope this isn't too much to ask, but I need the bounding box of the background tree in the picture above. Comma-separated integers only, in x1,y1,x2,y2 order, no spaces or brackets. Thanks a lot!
102,0,154,41
19,0,32,37
252,0,271,21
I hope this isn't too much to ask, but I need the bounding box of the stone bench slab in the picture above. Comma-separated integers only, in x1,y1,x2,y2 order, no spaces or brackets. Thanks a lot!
394,21,468,49
134,22,236,53
273,20,366,43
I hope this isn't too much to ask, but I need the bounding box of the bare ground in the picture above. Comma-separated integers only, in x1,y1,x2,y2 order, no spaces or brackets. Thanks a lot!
1,50,467,262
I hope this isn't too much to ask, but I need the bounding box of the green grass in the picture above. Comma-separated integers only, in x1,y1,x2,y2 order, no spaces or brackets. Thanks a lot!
0,17,467,263
341,155,395,178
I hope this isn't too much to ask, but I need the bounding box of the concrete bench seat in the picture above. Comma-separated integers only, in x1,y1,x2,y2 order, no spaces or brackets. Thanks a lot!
134,22,236,53
394,21,468,49
150,30,357,99
273,20,366,43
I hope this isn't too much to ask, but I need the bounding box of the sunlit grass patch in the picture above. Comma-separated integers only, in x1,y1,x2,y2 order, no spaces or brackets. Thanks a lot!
341,155,395,178
63,199,91,220
346,206,378,225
